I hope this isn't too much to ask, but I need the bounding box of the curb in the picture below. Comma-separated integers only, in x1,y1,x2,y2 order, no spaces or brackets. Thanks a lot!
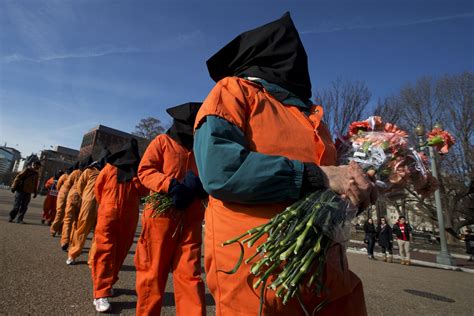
347,247,474,274
349,239,470,259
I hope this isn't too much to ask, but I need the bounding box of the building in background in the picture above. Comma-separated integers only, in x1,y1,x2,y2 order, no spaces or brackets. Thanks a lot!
38,146,79,192
0,146,21,185
78,125,147,159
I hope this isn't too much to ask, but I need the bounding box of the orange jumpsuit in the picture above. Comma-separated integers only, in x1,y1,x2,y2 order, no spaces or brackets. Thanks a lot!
135,134,206,316
42,177,58,224
68,167,100,260
91,163,148,299
194,77,366,315
50,173,69,236
61,169,82,247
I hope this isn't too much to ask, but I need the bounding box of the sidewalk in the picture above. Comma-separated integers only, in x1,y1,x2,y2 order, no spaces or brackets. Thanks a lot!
348,239,474,273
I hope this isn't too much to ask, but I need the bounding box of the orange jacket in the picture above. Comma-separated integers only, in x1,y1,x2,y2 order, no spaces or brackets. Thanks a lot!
77,168,99,202
139,134,199,196
194,77,363,315
63,170,82,194
95,164,148,210
57,173,68,191
44,177,54,190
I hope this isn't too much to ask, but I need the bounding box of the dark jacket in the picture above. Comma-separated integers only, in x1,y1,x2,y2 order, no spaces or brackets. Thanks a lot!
464,234,474,255
377,224,393,248
364,222,377,239
12,168,39,195
392,222,412,241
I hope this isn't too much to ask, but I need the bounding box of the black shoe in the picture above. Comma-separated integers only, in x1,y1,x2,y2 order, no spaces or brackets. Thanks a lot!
41,219,45,224
61,243,69,252
8,218,14,223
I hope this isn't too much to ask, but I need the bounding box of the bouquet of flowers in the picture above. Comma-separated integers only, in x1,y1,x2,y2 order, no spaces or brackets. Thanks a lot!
142,192,173,218
221,116,452,315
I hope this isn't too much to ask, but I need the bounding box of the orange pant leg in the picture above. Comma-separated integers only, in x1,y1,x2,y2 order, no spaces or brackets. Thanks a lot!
68,200,97,260
42,196,52,220
111,207,138,286
61,196,81,247
88,238,96,267
91,208,117,298
46,197,57,223
135,210,179,316
171,218,206,316
50,191,67,235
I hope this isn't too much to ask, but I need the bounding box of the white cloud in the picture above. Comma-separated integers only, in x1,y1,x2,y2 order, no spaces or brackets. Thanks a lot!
1,30,203,64
301,12,474,35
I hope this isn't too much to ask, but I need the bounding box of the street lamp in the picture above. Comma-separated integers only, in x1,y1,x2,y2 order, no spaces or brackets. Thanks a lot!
415,123,456,266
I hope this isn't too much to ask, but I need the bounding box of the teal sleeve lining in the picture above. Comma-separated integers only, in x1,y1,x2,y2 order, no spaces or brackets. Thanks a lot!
194,115,304,204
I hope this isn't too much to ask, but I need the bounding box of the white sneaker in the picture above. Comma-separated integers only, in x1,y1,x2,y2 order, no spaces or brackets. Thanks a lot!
66,258,75,265
93,298,111,312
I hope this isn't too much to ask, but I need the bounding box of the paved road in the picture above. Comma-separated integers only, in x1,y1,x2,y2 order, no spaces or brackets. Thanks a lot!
1,189,472,315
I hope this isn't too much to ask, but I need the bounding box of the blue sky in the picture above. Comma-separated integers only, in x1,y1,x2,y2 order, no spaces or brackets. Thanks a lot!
0,0,472,157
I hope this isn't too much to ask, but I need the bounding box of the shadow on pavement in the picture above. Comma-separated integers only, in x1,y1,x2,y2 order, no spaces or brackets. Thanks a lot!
403,289,455,303
109,301,136,314
162,292,215,306
120,265,136,272
114,288,137,297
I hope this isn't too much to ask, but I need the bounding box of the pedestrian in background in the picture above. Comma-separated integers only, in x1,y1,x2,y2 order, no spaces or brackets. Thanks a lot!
393,215,412,265
364,218,377,260
377,217,393,263
9,160,41,224
462,228,473,261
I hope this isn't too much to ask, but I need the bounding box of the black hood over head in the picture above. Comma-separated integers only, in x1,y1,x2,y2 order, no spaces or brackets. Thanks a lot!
107,139,141,183
206,12,312,101
71,161,80,172
66,165,74,175
79,155,94,170
95,148,111,170
166,102,202,150
54,170,64,180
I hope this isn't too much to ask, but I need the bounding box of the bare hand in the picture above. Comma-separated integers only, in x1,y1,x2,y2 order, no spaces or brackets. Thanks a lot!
320,161,377,209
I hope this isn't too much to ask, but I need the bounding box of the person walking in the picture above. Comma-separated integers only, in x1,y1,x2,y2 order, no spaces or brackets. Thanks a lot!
377,217,393,263
50,165,74,237
193,12,376,315
9,160,41,224
61,156,93,251
135,102,207,316
67,150,109,265
41,170,63,225
393,215,412,265
364,218,377,260
90,139,148,313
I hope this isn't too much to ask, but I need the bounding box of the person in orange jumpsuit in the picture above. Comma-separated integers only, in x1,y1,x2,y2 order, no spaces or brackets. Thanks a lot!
67,150,110,265
41,170,64,225
61,156,93,251
91,139,148,313
135,102,207,316
50,165,75,237
193,13,377,316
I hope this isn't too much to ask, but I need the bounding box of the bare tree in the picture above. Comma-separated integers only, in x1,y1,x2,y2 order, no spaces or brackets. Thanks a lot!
133,117,167,143
373,96,404,126
314,78,371,137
